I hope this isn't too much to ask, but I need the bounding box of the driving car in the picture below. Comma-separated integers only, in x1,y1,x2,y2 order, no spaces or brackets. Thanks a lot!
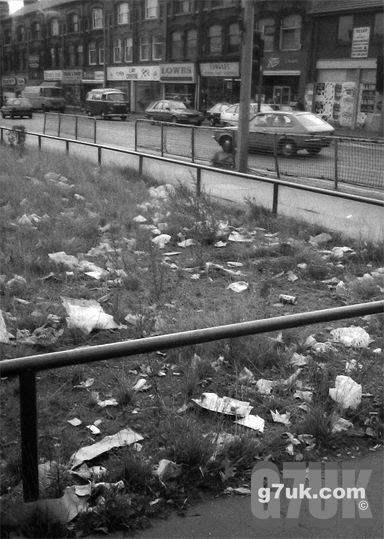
1,97,33,119
220,103,273,126
213,111,335,157
205,102,230,126
145,100,204,125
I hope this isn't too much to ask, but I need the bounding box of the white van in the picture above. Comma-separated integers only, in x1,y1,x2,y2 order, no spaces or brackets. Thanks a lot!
21,86,66,112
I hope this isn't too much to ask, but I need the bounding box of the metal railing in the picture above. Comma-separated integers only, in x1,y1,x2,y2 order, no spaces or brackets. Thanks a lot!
135,119,384,191
0,301,383,502
43,112,97,143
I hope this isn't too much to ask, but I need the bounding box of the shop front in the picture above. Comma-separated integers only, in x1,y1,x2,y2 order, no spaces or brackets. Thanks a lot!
44,69,83,108
199,62,240,111
107,65,161,112
82,70,104,104
1,76,27,100
159,63,196,108
261,52,305,107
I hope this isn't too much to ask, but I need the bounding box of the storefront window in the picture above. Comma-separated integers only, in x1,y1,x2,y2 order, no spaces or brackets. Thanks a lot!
92,8,103,29
337,15,353,44
113,39,122,63
171,31,183,59
99,41,104,64
124,37,133,62
228,23,240,53
50,47,57,68
280,14,301,51
117,3,130,24
152,35,163,60
258,17,275,52
51,18,60,36
140,36,150,60
208,25,223,54
88,42,97,65
186,28,197,58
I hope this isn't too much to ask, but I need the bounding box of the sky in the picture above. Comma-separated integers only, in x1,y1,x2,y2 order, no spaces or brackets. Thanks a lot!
9,1,24,14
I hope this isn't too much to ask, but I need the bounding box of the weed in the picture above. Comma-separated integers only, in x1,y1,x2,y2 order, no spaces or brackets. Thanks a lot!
20,507,69,538
295,404,332,445
119,452,154,493
215,435,262,474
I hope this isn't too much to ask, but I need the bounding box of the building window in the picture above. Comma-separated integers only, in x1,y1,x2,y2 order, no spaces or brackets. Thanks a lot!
68,45,76,66
51,18,60,36
88,41,97,64
152,34,163,60
145,0,158,19
99,41,104,64
185,28,197,58
117,2,130,24
77,44,84,66
4,29,11,44
373,12,383,41
31,21,41,39
228,22,240,53
69,13,80,33
92,8,103,29
17,26,25,42
280,14,301,51
171,31,182,59
208,25,223,54
174,0,192,14
258,17,275,52
50,47,57,68
140,36,150,60
124,37,133,61
113,39,122,62
211,0,235,8
337,15,353,44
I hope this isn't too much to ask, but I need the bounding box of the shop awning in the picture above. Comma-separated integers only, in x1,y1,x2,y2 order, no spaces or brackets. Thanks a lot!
263,71,301,76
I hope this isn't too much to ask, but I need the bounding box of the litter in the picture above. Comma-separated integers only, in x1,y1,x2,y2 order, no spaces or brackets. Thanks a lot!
235,414,265,433
192,392,252,417
5,275,27,294
74,484,92,497
214,241,227,248
294,390,313,402
279,294,297,305
345,359,363,374
87,425,101,435
256,379,276,395
70,428,143,468
74,378,95,389
287,271,299,282
152,234,171,249
297,263,308,270
49,251,79,269
290,353,309,367
309,233,332,246
0,310,10,344
331,326,372,348
373,348,382,355
91,392,119,408
61,297,119,334
331,246,355,259
238,367,255,385
271,410,291,426
227,261,244,268
133,215,147,223
155,459,181,482
177,239,195,248
132,378,151,392
68,418,82,427
329,375,362,410
228,231,252,243
227,281,249,293
331,417,354,434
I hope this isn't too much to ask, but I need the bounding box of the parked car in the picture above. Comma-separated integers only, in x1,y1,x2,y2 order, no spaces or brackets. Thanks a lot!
145,100,204,125
220,103,273,126
85,89,129,120
205,102,230,126
213,111,335,157
1,97,33,119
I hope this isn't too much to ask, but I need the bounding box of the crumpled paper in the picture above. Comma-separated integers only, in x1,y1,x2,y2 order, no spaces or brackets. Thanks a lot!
329,375,362,410
331,326,372,348
61,297,120,334
192,392,252,417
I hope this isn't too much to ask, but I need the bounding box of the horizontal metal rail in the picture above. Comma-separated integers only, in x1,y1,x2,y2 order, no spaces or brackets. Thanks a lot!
0,125,383,207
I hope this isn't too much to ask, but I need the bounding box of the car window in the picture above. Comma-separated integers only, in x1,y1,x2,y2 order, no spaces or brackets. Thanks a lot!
170,101,187,111
226,105,237,114
107,93,125,102
298,113,329,128
251,114,267,127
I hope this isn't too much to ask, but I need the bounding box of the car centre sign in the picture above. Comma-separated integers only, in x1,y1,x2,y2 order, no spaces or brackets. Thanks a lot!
199,62,239,78
160,63,195,83
107,65,160,81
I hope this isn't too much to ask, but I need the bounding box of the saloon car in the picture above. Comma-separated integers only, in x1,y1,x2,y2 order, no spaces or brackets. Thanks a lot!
145,100,204,125
220,103,274,126
1,97,33,119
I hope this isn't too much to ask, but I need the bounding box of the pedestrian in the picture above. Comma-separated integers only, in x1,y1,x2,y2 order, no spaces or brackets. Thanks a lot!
211,139,235,169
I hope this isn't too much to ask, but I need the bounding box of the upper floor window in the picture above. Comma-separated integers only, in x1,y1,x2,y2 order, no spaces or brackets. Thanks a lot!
51,18,60,36
171,31,182,59
113,39,122,62
92,8,103,29
17,26,25,42
186,28,197,58
77,44,84,65
258,17,275,52
174,0,193,14
69,13,80,33
99,41,104,64
140,36,150,60
211,0,235,7
124,37,133,62
280,14,301,51
208,25,223,54
68,45,76,67
337,15,353,44
31,21,41,39
4,29,11,44
228,22,240,53
373,12,383,41
152,34,164,60
88,41,97,64
117,3,130,24
145,0,158,19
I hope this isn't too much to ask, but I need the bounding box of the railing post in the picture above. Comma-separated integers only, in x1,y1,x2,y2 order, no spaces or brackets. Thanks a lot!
98,146,102,166
134,120,138,152
272,183,279,215
58,113,61,138
273,132,280,179
334,138,339,190
1,127,3,142
94,118,97,144
65,140,69,154
160,123,164,157
196,167,201,197
19,370,39,501
191,126,195,163
43,112,47,134
38,134,41,150
75,116,78,140
139,154,143,175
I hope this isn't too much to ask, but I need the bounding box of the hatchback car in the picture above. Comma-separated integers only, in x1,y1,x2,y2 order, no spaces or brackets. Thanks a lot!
213,111,335,156
205,102,230,126
220,103,273,126
145,100,204,125
1,97,33,119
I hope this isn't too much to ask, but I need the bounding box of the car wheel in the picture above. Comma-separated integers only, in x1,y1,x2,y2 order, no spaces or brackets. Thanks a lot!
150,115,156,124
280,139,297,157
220,135,233,153
171,116,177,124
209,117,215,127
121,116,127,121
307,147,321,155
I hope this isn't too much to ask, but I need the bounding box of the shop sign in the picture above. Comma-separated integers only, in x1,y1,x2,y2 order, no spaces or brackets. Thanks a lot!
95,71,104,80
1,76,16,87
62,70,82,83
29,54,39,68
44,70,63,81
16,77,26,86
107,65,160,81
351,27,370,58
200,62,239,78
160,63,195,83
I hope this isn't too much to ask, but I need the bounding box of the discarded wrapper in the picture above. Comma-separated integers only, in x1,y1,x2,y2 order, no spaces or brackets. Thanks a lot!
331,326,372,348
155,459,181,482
235,414,265,433
329,375,362,410
279,294,297,305
192,392,252,418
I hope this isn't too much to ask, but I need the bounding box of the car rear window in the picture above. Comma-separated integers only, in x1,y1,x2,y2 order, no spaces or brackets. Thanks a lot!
297,114,329,128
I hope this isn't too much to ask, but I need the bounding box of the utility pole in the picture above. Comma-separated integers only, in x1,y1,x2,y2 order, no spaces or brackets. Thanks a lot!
236,0,254,172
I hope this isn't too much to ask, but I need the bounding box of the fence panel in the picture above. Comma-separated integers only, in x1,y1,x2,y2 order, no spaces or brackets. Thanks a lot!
57,114,75,139
136,120,162,155
162,123,192,159
336,138,384,189
193,126,219,163
43,113,59,136
77,116,97,142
